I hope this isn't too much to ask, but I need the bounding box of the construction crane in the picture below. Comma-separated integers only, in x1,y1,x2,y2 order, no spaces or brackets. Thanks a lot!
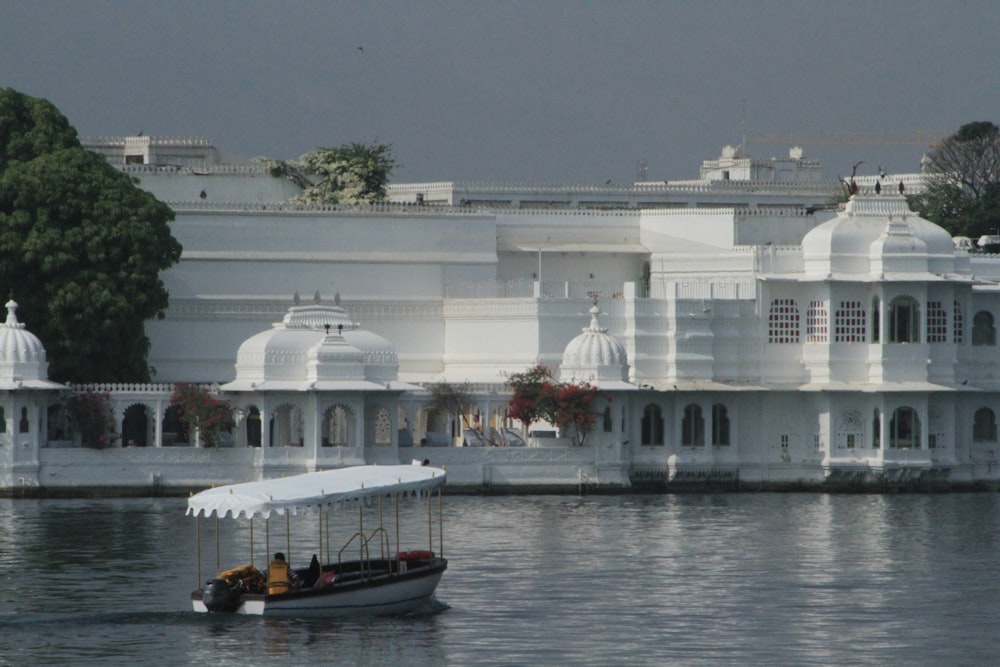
747,130,951,147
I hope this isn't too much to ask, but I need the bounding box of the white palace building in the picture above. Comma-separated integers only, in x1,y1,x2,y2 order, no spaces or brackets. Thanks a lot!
4,135,1000,494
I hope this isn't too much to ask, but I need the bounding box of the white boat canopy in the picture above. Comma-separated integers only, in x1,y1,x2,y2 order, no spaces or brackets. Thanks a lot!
186,464,446,520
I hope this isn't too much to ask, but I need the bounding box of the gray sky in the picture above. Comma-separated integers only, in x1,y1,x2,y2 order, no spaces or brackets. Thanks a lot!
2,0,998,184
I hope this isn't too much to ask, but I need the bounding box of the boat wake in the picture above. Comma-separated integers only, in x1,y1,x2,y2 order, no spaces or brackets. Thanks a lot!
406,594,450,616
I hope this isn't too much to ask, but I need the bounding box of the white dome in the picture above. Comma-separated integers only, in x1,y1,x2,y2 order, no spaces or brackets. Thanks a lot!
343,330,399,383
228,302,398,390
0,298,50,383
802,195,957,276
560,302,628,384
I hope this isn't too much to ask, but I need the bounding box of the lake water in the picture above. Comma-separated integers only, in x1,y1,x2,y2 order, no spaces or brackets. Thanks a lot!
1,492,999,666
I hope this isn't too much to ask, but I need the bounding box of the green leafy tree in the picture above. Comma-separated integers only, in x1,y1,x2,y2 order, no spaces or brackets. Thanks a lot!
909,121,1000,239
0,88,182,382
258,141,395,205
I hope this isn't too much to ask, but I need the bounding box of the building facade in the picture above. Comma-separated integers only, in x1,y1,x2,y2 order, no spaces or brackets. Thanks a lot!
3,136,996,494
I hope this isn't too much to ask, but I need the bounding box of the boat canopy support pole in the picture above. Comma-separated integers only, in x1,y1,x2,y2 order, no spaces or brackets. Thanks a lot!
215,516,220,575
195,515,202,590
358,503,364,563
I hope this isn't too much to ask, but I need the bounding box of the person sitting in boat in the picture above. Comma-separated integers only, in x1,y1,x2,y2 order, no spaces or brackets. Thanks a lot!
267,552,296,595
303,554,321,588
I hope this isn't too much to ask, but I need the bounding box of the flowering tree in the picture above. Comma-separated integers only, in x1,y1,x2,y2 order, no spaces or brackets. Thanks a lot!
64,390,118,448
170,383,235,447
258,142,395,205
506,365,599,446
552,382,599,446
506,365,557,429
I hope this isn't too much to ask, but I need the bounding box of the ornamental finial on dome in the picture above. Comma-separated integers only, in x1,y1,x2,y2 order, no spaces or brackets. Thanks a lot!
586,291,607,334
4,294,24,330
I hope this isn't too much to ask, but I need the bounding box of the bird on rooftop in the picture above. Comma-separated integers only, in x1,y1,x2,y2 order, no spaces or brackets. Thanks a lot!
847,161,865,195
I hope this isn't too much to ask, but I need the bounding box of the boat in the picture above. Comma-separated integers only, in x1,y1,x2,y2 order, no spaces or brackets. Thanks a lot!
186,463,447,617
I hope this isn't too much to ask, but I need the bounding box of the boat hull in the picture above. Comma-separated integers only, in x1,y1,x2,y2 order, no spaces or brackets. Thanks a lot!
192,558,446,617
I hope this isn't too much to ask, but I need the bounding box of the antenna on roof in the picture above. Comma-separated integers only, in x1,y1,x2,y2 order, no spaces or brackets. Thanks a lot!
635,159,648,182
740,99,747,157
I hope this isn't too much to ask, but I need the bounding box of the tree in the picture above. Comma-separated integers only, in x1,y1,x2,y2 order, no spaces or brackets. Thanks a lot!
506,365,558,429
551,382,598,446
506,365,599,445
909,121,1000,239
64,390,118,448
259,141,395,205
0,88,182,382
426,381,477,433
170,383,235,447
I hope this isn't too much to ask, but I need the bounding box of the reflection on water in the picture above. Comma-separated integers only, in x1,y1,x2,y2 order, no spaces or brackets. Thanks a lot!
1,493,1000,666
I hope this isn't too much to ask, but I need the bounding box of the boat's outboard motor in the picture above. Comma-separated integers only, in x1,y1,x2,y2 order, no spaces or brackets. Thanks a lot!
202,578,243,612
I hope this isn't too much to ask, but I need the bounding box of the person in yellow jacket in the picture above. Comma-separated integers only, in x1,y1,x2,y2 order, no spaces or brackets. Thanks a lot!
267,552,294,595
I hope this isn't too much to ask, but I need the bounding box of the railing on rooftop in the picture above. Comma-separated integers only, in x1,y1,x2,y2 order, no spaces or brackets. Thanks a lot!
444,279,634,300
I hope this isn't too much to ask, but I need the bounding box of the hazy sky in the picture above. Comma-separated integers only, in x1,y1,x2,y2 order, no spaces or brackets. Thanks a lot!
3,1,998,184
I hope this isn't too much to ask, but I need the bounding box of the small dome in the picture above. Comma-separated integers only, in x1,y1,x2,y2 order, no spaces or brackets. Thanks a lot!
0,298,50,383
228,301,398,389
343,330,399,384
802,195,957,276
560,301,628,384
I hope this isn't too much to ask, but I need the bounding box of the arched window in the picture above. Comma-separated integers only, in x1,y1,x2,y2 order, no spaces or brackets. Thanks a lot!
871,296,881,343
888,296,919,343
246,406,262,447
711,404,730,446
162,404,189,445
973,408,998,442
603,406,613,433
768,298,800,343
19,407,29,434
270,403,302,447
0,407,6,434
122,404,150,447
682,404,704,447
872,408,881,449
641,404,663,446
889,407,920,449
374,407,392,445
322,404,351,446
972,311,996,346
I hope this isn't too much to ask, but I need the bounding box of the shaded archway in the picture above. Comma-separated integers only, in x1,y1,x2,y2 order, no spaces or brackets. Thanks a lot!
121,403,150,447
322,404,354,446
